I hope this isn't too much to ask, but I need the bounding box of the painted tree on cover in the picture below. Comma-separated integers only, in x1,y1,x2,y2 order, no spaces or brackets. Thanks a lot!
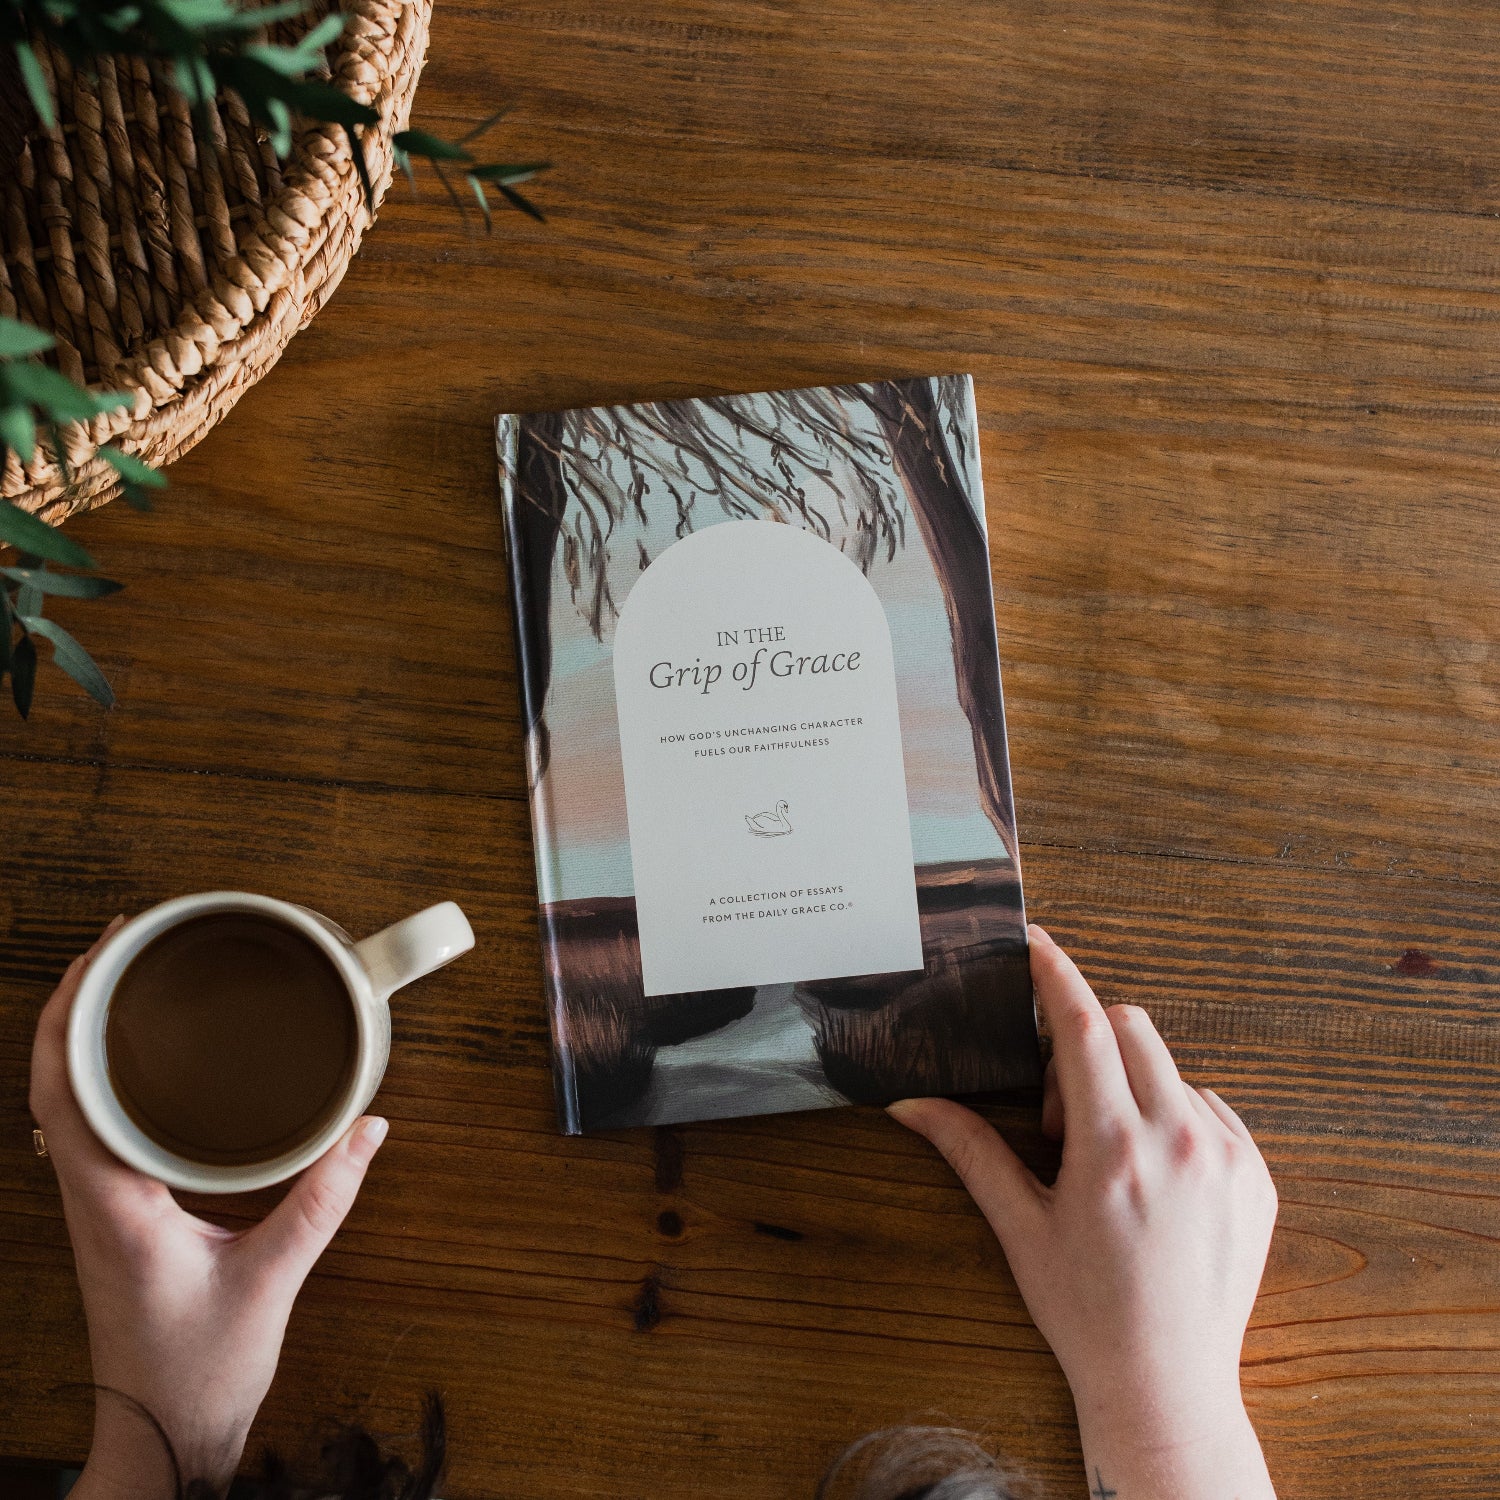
506,376,1017,860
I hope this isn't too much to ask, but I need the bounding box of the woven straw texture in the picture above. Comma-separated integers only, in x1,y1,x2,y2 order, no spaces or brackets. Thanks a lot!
0,0,432,523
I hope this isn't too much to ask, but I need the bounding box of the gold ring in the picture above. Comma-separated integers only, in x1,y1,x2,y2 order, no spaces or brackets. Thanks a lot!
32,1129,48,1158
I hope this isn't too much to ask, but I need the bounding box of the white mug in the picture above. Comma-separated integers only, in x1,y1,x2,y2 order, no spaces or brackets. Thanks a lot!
67,892,475,1194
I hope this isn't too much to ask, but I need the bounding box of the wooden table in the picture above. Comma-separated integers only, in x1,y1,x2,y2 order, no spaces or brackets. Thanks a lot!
4,2,1500,1495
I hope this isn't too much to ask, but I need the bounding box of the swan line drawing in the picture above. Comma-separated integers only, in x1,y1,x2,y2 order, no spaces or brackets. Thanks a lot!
745,800,792,837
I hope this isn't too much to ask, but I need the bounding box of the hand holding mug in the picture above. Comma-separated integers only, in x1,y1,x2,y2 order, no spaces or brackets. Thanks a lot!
31,920,388,1499
31,897,473,1497
68,894,474,1193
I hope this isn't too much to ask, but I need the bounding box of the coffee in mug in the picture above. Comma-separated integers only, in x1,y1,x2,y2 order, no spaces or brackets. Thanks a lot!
105,912,359,1167
68,893,475,1193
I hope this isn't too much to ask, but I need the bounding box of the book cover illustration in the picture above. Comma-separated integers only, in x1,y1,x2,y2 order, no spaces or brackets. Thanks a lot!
498,375,1040,1133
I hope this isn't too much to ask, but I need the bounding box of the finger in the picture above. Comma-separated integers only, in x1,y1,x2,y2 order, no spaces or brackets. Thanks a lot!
29,918,142,1191
29,917,124,1115
1106,1004,1192,1121
887,1098,1044,1250
1040,1054,1063,1141
1027,926,1135,1133
245,1116,388,1288
1182,1080,1220,1127
1199,1087,1257,1144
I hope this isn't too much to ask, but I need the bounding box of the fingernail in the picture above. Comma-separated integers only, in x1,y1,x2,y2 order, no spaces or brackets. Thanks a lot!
885,1099,918,1124
83,915,127,962
1027,923,1051,943
352,1116,388,1163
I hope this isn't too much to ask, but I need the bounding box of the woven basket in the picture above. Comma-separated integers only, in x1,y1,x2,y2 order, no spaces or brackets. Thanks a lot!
0,0,432,524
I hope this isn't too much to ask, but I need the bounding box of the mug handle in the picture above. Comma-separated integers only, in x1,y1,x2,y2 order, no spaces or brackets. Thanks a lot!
354,902,475,1000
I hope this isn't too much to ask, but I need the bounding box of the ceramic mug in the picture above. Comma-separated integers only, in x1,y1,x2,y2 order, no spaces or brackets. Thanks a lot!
67,891,475,1194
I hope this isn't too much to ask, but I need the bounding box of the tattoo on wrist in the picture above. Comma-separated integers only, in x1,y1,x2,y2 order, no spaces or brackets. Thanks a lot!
1090,1468,1118,1500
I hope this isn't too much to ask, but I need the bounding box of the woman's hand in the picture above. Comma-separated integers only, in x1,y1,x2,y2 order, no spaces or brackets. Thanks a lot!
29,918,388,1500
889,925,1278,1500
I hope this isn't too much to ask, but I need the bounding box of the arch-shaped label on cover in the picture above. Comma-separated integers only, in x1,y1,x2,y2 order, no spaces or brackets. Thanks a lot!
613,520,923,997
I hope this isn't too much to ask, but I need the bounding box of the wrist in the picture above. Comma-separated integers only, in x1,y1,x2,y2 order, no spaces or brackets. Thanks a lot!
74,1389,249,1500
1073,1390,1274,1500
1071,1368,1248,1454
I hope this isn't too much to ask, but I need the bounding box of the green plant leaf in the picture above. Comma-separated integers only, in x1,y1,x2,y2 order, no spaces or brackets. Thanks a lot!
496,182,546,223
245,10,344,66
171,54,204,106
99,445,166,511
10,631,36,718
300,11,348,51
1,362,131,422
21,614,115,707
458,107,512,146
1,566,123,598
0,404,38,466
0,501,96,569
47,418,71,486
0,591,12,677
392,128,472,163
280,77,378,129
468,174,493,233
0,317,56,358
195,0,314,32
346,123,375,211
155,0,243,27
467,161,550,185
244,41,315,77
14,41,55,131
264,95,292,157
244,0,320,22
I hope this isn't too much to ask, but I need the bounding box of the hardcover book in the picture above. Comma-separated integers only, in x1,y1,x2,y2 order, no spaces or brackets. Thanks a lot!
497,375,1040,1134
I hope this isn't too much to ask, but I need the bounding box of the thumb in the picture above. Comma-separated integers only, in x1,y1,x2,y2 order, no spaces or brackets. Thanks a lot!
247,1115,388,1288
888,1098,1044,1248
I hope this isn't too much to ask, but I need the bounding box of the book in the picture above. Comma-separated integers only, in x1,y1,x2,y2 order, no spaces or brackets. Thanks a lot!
497,375,1040,1134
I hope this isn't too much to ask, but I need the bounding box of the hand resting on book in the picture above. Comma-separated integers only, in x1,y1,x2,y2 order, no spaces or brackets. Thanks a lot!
890,924,1279,1500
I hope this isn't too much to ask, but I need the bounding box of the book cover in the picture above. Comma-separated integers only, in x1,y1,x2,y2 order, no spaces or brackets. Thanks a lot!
497,375,1040,1133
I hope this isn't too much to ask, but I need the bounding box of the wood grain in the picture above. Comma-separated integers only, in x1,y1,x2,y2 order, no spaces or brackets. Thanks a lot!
10,138,1500,874
3,0,1499,1494
3,769,1498,1496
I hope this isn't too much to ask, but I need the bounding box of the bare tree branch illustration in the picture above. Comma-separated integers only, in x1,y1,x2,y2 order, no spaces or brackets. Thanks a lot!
507,379,1017,863
505,408,569,786
864,379,1019,860
549,388,909,609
